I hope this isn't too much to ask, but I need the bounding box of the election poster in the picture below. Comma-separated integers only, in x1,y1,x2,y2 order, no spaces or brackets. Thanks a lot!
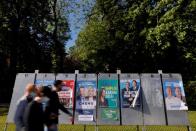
58,80,75,108
35,79,54,111
120,79,140,108
163,80,188,110
98,79,119,121
76,80,97,121
35,79,54,87
98,80,118,108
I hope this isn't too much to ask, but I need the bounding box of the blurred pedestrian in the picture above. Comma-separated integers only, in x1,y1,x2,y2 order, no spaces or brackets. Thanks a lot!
45,80,72,131
23,86,46,131
14,83,36,131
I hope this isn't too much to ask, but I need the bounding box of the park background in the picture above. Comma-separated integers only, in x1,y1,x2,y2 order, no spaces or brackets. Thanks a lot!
0,0,196,130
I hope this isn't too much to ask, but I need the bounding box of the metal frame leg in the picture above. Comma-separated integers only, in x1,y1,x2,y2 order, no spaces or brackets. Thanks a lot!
95,125,98,131
136,125,139,131
4,123,8,131
84,125,86,131
187,125,192,131
142,125,146,131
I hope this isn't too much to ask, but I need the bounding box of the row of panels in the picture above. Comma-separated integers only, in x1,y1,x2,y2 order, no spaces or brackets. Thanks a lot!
7,73,189,126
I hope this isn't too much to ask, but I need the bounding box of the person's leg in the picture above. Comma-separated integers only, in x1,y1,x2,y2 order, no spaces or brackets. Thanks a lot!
47,124,58,131
53,124,58,131
44,125,48,131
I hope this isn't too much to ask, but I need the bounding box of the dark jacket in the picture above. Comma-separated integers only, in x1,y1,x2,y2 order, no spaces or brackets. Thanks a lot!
45,91,72,126
14,95,33,131
24,100,44,131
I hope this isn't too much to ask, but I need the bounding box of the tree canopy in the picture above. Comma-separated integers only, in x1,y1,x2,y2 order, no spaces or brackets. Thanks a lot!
71,0,196,79
0,0,70,102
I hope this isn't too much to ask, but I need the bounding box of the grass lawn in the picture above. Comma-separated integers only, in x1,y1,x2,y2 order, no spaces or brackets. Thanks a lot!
0,106,196,131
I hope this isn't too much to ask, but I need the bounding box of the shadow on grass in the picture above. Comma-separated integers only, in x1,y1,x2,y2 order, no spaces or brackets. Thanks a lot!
188,108,196,111
0,104,9,116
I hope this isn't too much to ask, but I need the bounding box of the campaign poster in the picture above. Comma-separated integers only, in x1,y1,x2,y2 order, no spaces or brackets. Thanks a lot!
35,80,54,111
58,80,75,109
76,80,96,121
98,79,119,121
120,79,140,108
35,80,54,87
163,80,188,110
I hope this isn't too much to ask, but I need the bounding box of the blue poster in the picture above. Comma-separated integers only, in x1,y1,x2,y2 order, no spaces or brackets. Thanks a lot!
163,80,188,110
35,80,54,87
120,79,140,108
76,80,97,121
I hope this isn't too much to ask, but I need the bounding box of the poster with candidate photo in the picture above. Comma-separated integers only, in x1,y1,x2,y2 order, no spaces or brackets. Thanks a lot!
35,79,54,111
163,80,188,110
76,80,96,121
98,79,119,121
120,79,140,108
98,80,118,108
57,80,75,109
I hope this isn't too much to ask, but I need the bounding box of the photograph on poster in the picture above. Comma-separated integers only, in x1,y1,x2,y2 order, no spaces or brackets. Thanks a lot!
76,81,96,121
163,80,188,110
98,79,119,121
57,80,74,108
98,80,118,108
120,79,140,108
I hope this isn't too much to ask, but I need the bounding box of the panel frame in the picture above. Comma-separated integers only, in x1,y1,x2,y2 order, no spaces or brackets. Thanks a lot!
56,73,75,124
120,73,143,125
74,73,97,125
7,73,35,123
141,73,166,125
97,73,120,125
161,73,189,125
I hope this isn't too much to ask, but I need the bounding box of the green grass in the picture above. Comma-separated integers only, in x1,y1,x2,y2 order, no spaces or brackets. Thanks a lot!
1,107,196,131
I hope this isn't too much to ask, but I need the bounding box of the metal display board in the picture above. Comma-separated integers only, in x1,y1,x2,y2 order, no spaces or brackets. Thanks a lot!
97,74,120,125
141,74,166,125
7,73,35,123
74,74,97,125
120,74,143,125
162,74,189,125
56,73,75,124
6,72,190,129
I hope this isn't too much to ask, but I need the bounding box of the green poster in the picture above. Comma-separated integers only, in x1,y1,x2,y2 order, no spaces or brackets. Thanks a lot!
98,79,119,108
98,79,119,121
101,109,119,121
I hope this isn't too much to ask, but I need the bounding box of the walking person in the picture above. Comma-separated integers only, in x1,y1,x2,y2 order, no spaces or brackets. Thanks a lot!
23,86,46,131
14,83,36,131
45,80,72,131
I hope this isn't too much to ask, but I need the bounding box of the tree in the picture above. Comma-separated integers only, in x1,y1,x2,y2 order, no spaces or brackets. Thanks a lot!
71,0,196,82
0,0,70,102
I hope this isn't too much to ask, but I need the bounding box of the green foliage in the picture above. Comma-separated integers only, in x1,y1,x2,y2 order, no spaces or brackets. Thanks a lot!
185,81,196,109
71,0,196,81
0,0,70,72
0,0,70,102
